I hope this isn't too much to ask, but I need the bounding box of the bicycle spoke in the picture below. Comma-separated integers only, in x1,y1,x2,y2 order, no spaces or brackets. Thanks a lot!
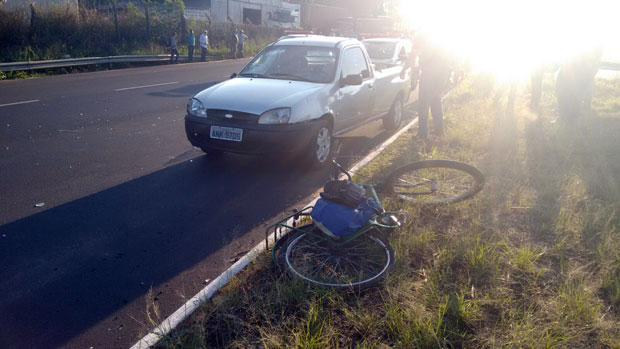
344,257,381,276
285,233,392,287
391,166,478,204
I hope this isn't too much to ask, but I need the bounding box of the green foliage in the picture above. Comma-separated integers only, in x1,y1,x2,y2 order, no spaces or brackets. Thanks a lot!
160,76,620,348
558,278,599,326
295,301,329,348
592,77,620,118
384,298,441,347
0,2,278,63
602,264,620,309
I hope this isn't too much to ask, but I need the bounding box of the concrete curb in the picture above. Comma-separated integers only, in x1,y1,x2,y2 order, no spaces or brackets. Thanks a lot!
131,115,419,349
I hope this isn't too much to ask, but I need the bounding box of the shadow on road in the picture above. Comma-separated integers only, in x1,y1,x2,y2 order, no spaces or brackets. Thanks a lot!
148,82,219,98
0,112,414,347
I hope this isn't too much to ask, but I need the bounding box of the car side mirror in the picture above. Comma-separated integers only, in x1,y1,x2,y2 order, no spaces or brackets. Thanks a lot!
340,74,363,87
230,73,238,79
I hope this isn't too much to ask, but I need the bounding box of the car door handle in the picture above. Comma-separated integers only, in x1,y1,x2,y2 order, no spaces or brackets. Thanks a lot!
368,83,374,89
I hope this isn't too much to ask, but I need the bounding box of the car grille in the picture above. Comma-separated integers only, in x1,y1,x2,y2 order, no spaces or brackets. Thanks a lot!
207,109,259,124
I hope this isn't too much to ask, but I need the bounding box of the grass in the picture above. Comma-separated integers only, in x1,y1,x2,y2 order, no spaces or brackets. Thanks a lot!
156,74,620,347
0,38,272,80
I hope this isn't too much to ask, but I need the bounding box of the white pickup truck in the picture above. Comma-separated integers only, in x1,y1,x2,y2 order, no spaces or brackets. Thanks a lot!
185,35,411,167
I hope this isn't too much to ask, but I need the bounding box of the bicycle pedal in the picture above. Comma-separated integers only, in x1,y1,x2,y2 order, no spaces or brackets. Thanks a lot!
380,215,401,227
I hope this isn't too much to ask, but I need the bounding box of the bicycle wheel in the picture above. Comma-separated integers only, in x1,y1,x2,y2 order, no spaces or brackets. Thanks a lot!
280,225,395,289
385,160,484,205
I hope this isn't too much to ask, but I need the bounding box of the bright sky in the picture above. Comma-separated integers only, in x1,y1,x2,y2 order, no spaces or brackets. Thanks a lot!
397,0,620,79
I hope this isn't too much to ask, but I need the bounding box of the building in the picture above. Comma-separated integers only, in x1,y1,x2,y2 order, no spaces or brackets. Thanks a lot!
184,0,300,28
297,0,391,29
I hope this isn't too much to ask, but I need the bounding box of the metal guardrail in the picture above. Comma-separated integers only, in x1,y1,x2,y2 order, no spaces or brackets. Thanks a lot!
1,55,618,73
0,54,191,72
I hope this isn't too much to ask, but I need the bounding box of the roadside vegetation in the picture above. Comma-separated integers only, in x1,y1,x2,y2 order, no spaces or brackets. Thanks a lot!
154,74,620,347
0,1,279,62
1,1,279,79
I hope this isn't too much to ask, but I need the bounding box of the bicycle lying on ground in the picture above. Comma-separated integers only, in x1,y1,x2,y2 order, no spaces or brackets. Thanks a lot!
266,159,485,290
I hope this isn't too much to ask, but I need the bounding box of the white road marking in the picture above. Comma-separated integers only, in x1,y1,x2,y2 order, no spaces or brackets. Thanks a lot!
0,99,40,107
114,81,179,91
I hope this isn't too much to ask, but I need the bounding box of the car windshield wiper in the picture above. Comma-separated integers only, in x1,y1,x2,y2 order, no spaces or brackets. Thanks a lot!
268,73,312,82
239,73,270,78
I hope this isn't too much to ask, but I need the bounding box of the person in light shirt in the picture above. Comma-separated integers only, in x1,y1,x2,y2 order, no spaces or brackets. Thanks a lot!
237,30,249,58
199,30,209,62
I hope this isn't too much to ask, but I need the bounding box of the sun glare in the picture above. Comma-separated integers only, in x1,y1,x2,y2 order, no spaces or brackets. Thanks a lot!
397,0,619,80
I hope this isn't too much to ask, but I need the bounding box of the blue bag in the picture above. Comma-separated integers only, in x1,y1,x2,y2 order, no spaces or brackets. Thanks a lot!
311,197,381,238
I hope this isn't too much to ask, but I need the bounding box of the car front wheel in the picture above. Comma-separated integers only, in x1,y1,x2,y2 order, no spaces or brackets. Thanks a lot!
306,121,333,168
383,97,403,131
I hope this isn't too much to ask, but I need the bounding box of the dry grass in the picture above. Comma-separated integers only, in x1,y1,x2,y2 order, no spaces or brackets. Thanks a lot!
159,75,620,348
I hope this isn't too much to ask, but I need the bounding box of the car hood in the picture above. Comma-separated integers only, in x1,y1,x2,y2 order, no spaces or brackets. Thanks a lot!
194,78,325,115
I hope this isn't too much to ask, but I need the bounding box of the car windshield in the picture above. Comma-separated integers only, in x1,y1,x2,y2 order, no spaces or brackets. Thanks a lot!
239,45,338,83
363,41,397,60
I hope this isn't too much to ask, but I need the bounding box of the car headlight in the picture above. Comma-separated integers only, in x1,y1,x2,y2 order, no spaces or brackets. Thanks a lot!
187,98,207,118
258,108,291,124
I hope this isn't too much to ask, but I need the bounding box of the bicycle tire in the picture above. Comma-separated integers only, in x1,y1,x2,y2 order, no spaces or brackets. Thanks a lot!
279,225,395,289
384,160,484,205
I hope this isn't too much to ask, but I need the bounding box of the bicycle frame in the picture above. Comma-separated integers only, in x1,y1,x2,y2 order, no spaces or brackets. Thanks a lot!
266,161,402,264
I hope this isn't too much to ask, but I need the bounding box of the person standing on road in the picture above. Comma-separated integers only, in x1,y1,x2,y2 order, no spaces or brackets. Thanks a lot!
402,37,452,139
168,32,179,64
237,29,248,58
231,29,239,59
186,30,195,62
199,30,209,62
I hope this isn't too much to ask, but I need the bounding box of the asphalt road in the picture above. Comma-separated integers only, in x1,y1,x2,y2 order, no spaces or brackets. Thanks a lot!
0,60,417,348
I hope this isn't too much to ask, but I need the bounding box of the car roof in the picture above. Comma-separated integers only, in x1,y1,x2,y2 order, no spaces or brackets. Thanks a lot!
362,38,404,43
274,35,359,48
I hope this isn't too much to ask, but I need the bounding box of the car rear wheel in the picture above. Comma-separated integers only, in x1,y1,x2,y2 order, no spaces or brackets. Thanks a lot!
383,97,403,131
306,121,333,168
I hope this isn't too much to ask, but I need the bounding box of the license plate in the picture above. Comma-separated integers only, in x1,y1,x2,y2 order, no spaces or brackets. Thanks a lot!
210,126,243,142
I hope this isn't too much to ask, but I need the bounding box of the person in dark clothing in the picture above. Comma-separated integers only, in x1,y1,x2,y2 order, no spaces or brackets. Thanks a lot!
556,48,602,123
231,29,239,59
168,32,179,63
402,37,452,139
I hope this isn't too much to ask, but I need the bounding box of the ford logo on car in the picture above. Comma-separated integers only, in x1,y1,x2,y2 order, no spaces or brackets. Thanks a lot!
225,113,233,119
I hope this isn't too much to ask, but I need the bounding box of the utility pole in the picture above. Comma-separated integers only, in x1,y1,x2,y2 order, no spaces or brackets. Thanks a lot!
144,0,151,43
109,0,120,42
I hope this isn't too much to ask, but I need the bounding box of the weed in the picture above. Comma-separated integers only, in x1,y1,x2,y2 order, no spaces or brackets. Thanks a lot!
558,277,599,327
295,301,330,348
601,265,620,310
162,76,620,348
